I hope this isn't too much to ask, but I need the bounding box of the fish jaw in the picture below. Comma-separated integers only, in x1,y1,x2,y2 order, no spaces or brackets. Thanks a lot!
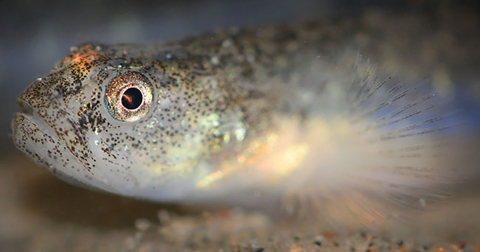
12,112,88,186
11,79,117,193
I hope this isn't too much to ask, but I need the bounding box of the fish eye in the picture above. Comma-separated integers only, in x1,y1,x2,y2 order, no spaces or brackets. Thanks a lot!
121,88,143,110
105,72,153,122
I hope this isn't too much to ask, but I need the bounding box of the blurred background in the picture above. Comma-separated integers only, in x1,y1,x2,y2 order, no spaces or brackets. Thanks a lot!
1,0,480,251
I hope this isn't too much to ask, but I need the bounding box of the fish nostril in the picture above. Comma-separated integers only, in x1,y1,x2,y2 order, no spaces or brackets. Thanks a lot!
18,101,34,115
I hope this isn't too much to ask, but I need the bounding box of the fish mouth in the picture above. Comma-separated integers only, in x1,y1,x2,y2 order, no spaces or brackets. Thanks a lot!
14,94,60,151
13,79,63,147
12,109,80,185
11,79,96,188
12,79,63,155
12,111,59,166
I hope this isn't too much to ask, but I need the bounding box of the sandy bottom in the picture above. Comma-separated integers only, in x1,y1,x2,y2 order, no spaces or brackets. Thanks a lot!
0,154,479,252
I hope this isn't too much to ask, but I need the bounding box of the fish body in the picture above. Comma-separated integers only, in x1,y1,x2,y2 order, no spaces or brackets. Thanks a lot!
12,19,478,228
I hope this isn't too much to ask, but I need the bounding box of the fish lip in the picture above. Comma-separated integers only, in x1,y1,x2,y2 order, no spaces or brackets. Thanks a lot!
11,111,92,189
14,80,62,142
17,99,34,116
11,110,59,168
12,111,60,144
12,78,75,172
12,87,99,191
12,79,117,193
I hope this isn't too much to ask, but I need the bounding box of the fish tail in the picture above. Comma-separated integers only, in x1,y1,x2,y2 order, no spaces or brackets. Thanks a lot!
279,53,479,229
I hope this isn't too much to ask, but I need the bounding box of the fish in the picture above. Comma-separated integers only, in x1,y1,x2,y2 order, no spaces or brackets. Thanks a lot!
11,19,479,229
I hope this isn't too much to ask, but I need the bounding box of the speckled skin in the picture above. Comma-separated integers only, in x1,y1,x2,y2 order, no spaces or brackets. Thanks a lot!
12,21,340,198
12,19,474,228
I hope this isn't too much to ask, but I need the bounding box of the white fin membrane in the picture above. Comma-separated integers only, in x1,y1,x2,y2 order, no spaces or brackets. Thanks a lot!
277,52,478,230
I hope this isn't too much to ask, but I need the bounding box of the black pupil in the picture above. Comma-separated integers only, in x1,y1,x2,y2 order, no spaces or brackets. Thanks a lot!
121,88,143,110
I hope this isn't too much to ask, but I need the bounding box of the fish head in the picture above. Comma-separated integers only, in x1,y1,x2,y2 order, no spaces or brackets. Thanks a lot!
12,43,229,200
